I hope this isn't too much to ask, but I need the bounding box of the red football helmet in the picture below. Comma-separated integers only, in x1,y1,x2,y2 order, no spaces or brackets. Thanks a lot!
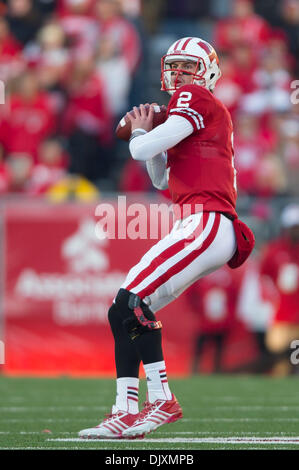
161,37,221,95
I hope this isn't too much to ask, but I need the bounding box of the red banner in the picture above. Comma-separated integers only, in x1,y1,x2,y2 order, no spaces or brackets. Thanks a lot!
2,198,257,376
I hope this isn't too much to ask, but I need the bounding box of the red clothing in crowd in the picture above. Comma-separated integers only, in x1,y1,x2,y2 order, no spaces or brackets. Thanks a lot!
0,31,22,56
234,135,268,193
56,0,96,17
119,159,152,193
57,9,98,54
214,12,271,53
260,236,299,324
213,74,243,116
0,32,24,80
230,47,258,94
98,15,141,74
234,118,277,195
0,93,56,161
27,164,66,195
0,162,10,193
187,265,243,334
62,73,112,144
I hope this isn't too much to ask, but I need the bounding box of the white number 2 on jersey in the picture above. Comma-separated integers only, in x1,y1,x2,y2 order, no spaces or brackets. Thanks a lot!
177,91,192,107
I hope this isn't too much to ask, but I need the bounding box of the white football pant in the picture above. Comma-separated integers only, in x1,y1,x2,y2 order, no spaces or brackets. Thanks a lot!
121,212,236,313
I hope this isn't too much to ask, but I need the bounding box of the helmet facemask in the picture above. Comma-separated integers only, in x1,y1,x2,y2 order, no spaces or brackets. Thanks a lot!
161,54,208,95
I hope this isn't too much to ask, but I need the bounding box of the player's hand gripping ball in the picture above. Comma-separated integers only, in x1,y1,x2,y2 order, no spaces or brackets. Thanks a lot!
115,104,167,141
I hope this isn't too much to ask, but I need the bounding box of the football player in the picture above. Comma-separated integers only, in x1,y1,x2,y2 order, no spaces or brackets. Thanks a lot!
79,37,254,439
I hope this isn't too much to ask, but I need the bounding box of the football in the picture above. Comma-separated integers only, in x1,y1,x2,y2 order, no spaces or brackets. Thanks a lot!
115,104,167,141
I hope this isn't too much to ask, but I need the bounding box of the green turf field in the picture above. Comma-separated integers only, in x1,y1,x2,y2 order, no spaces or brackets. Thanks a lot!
0,375,298,450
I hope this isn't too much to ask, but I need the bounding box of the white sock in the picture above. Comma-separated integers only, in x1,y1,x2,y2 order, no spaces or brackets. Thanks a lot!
143,360,172,403
115,377,139,414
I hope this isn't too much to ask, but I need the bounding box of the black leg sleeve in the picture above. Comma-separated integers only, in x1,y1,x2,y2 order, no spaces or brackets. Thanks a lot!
133,328,164,365
108,303,141,378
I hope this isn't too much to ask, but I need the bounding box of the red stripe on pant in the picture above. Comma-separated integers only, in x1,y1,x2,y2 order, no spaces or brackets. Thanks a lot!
125,212,210,293
135,213,221,299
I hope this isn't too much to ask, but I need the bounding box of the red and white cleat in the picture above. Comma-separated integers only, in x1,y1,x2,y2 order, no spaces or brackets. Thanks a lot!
78,406,140,439
122,394,183,438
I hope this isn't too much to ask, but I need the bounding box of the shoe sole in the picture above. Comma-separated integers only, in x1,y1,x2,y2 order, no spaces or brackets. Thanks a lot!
124,410,183,439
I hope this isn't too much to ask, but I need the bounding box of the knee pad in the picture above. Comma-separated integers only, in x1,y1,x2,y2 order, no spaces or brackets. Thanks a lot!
115,288,162,340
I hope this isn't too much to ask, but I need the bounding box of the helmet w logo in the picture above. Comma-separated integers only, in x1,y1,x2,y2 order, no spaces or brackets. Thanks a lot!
197,41,218,64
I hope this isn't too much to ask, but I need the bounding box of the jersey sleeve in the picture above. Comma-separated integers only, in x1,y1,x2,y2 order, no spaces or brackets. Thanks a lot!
167,84,215,133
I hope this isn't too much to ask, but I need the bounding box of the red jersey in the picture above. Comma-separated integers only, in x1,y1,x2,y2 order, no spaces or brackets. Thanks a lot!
166,84,237,218
260,236,299,324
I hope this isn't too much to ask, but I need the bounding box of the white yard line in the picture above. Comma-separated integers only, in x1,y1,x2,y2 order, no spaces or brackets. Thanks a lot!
182,417,299,422
0,406,106,412
0,431,298,436
207,406,299,411
48,437,299,445
1,405,299,412
0,431,74,435
2,417,299,423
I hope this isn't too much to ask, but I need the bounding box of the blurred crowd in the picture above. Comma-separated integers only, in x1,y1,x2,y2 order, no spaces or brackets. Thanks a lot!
188,203,299,376
0,0,142,196
0,0,298,199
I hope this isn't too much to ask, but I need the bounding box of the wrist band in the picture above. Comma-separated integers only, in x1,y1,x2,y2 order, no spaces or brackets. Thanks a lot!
129,129,148,142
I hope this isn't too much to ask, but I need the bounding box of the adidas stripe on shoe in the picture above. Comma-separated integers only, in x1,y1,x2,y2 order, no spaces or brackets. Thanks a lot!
122,394,183,438
78,406,140,439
